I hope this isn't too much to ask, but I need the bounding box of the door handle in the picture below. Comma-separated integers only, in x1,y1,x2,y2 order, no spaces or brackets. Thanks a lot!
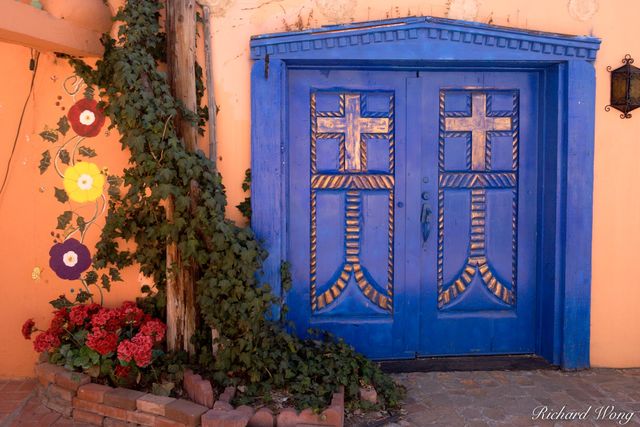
421,192,431,245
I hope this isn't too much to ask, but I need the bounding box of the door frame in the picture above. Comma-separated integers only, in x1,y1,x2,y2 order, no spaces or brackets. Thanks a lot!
250,17,600,369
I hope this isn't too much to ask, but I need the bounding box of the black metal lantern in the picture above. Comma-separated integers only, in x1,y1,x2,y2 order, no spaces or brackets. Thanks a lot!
606,54,640,119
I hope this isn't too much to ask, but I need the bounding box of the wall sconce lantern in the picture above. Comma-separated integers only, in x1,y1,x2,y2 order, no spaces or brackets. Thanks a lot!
606,54,640,119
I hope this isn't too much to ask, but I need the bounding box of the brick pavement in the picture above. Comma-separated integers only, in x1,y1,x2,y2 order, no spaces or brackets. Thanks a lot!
386,368,640,426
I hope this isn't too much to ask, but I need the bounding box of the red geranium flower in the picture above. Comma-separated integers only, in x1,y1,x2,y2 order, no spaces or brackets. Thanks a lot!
86,327,118,355
22,319,35,340
67,98,105,137
33,331,61,353
140,319,166,343
114,364,131,378
119,301,144,327
91,307,122,332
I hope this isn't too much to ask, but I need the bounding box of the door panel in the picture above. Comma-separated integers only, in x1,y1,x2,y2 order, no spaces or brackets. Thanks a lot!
287,69,415,359
416,71,539,356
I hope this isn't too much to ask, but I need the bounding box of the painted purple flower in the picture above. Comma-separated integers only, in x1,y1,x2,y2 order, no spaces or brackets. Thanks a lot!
49,238,92,280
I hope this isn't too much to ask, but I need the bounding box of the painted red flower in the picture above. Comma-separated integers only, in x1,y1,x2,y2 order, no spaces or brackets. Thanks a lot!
140,319,166,343
21,319,35,340
33,331,61,353
67,98,105,137
86,328,118,355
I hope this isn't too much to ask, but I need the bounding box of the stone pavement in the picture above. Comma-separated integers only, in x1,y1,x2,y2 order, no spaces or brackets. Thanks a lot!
385,369,640,426
3,368,640,426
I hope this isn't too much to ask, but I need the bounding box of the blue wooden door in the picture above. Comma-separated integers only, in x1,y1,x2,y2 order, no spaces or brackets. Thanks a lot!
287,69,539,359
287,70,416,359
414,71,539,356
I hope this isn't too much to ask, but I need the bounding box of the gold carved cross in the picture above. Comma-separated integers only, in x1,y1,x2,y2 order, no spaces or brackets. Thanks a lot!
445,93,512,171
317,94,389,172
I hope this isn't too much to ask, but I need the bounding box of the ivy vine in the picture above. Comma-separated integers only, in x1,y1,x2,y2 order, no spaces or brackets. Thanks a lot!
69,0,402,410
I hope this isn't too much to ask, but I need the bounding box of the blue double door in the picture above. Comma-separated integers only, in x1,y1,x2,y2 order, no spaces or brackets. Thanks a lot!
287,69,539,359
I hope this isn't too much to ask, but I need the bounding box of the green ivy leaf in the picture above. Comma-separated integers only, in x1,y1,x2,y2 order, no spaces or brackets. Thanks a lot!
84,270,98,285
39,130,58,143
54,187,69,203
58,149,70,165
107,175,122,198
78,146,97,158
56,211,73,230
39,150,51,174
57,116,70,136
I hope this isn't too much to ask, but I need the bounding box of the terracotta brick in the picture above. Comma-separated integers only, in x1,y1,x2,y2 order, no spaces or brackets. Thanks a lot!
320,405,343,427
218,386,236,403
137,393,176,416
34,363,65,386
155,415,188,427
201,408,252,427
358,386,377,404
248,407,274,427
194,379,215,408
104,387,147,410
73,397,128,420
127,409,157,425
54,369,90,391
275,408,298,427
104,418,136,427
43,397,73,417
48,383,76,402
213,401,233,412
165,398,208,427
73,408,105,425
78,383,113,403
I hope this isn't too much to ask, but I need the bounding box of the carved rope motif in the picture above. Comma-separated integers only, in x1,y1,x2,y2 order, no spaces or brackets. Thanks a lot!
310,92,395,312
437,91,519,308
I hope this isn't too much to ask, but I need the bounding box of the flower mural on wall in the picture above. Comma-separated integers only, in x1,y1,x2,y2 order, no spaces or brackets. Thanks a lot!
67,98,106,137
49,238,92,280
38,76,121,304
63,162,105,202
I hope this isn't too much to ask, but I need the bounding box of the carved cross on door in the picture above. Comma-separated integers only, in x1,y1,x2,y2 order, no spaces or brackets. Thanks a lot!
316,94,390,171
445,93,512,170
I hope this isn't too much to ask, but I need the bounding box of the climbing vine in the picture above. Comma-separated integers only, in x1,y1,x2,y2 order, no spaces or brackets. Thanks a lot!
68,0,402,410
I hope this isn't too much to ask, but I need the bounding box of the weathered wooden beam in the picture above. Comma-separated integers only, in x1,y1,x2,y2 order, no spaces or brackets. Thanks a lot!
0,1,103,57
165,0,199,355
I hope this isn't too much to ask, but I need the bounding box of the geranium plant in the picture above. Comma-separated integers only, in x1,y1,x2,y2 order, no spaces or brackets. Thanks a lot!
22,301,166,385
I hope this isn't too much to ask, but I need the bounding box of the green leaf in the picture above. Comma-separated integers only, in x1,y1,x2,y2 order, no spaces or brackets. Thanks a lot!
100,274,111,291
39,130,58,143
77,216,87,232
49,294,72,309
56,211,73,229
84,86,95,100
58,149,70,165
75,290,92,303
54,187,69,203
78,146,97,158
39,150,51,174
57,116,70,136
109,268,122,282
84,270,98,285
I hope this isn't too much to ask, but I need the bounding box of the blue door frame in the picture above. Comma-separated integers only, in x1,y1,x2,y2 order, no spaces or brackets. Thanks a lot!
250,17,600,369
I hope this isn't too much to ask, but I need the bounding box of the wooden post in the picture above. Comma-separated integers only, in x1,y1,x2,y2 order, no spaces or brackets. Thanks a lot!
165,0,198,354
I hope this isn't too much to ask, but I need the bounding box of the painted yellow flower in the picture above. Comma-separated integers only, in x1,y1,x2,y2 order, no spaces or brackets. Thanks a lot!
63,161,105,203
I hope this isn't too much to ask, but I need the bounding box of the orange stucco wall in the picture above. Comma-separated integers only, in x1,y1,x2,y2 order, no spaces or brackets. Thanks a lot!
0,0,638,377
